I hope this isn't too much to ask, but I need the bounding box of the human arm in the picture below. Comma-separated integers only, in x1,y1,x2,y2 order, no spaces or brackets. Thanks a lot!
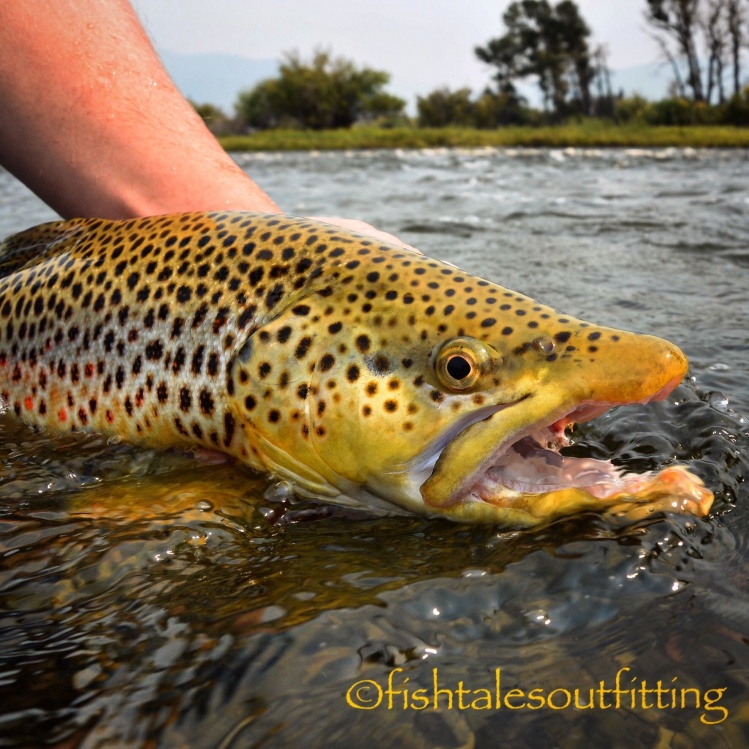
0,0,414,250
0,0,280,220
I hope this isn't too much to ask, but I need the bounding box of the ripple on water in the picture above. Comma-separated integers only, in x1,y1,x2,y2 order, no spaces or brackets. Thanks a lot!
0,150,748,747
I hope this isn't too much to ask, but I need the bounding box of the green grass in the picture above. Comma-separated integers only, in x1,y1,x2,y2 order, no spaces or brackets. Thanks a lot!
219,123,749,151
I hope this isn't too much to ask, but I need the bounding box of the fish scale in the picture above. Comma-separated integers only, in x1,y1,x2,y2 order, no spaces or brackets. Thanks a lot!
0,211,712,525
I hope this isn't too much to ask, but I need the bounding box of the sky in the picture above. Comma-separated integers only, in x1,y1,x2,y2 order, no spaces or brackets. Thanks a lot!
130,1,671,110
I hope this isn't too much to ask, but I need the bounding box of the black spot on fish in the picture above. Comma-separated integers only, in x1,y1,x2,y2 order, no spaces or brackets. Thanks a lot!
355,335,371,354
319,354,335,372
265,284,284,309
295,337,312,359
172,347,186,374
207,352,219,377
200,389,214,415
176,286,192,303
145,340,164,360
223,412,236,447
191,345,205,374
370,354,389,373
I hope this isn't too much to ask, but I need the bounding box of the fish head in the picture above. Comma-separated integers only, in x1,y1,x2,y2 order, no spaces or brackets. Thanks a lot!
229,228,711,525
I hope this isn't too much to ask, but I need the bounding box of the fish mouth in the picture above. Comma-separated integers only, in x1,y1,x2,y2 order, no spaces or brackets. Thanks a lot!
417,387,713,526
419,398,622,504
469,412,628,502
475,373,691,502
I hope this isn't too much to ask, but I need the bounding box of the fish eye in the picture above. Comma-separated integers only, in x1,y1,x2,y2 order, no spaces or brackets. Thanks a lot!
433,337,491,391
446,355,471,381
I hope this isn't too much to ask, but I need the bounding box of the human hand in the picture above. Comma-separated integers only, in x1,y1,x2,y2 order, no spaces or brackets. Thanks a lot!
308,216,420,254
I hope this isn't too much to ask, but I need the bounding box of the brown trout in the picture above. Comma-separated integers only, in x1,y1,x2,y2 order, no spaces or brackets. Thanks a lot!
0,212,712,525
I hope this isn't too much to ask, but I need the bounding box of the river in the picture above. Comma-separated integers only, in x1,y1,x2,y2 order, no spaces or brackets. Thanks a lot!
0,147,748,748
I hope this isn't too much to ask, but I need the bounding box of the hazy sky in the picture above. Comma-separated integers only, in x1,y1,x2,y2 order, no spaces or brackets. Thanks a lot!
131,1,662,103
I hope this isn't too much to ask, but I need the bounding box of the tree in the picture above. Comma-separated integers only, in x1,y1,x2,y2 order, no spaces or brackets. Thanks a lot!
473,89,530,126
725,0,744,96
235,50,405,130
417,88,475,127
555,0,595,114
645,0,747,105
592,45,615,117
475,0,595,119
644,0,704,101
702,0,727,104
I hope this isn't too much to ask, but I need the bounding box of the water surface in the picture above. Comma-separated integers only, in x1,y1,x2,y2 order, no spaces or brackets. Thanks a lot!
0,148,748,748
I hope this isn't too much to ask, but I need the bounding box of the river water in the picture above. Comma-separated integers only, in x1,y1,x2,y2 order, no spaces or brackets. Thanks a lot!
0,148,748,748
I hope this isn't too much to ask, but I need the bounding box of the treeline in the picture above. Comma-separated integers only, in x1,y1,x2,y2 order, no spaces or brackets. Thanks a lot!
193,0,749,133
415,87,749,128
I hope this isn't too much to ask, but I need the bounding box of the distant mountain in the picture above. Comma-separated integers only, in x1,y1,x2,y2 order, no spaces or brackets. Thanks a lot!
159,50,278,113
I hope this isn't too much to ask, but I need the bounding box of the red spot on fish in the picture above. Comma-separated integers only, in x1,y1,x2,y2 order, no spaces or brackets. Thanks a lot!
0,354,7,367
84,363,94,378
24,397,33,411
58,408,67,422
105,410,114,424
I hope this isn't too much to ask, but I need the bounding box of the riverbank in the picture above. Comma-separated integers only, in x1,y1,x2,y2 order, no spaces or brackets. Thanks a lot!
219,124,749,151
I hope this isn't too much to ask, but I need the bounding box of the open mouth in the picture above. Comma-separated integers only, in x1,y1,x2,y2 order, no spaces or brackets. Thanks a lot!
416,399,713,525
443,401,631,505
470,424,628,503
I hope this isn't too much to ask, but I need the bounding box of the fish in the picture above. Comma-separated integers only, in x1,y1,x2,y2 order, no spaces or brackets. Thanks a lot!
0,211,712,526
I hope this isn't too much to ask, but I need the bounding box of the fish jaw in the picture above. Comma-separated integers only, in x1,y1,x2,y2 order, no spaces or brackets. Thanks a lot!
416,330,713,525
430,467,713,526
